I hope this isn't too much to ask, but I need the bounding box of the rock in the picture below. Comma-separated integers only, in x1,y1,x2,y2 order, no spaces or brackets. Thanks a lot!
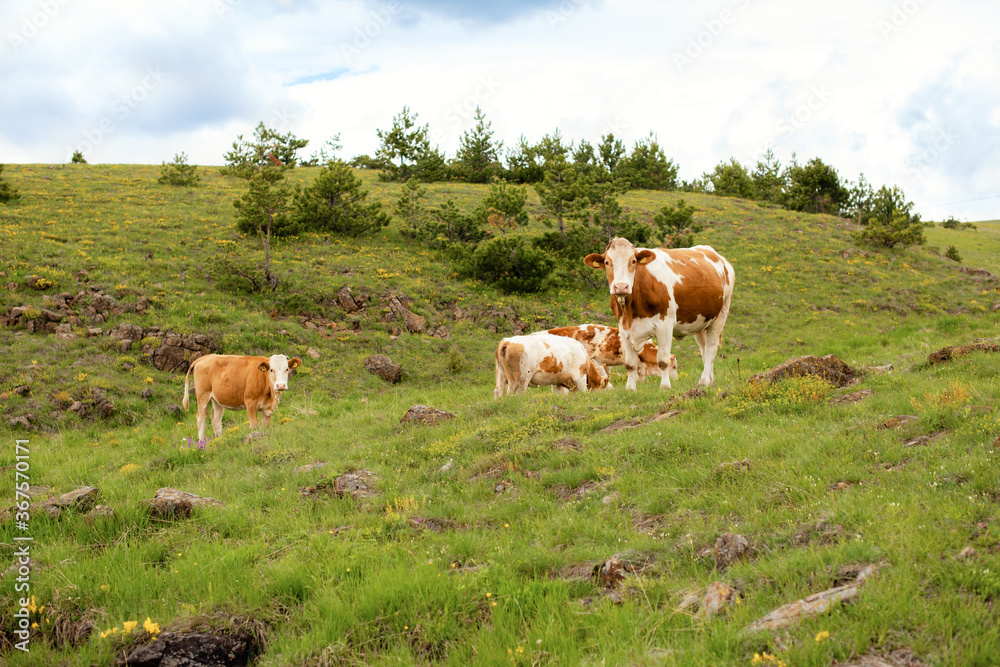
440,460,454,473
13,385,30,397
713,459,751,475
751,354,858,387
145,488,223,518
928,338,1000,365
714,533,750,569
698,581,739,619
831,388,873,405
681,387,707,400
956,266,999,281
140,388,153,399
302,470,380,501
957,546,978,560
364,354,403,383
305,347,321,360
877,415,918,430
28,486,100,517
602,492,621,505
400,404,455,426
293,462,329,474
598,558,625,589
336,285,363,313
84,505,116,524
678,592,701,612
388,295,426,334
90,387,115,419
7,415,32,429
165,404,182,418
120,631,255,667
744,565,878,634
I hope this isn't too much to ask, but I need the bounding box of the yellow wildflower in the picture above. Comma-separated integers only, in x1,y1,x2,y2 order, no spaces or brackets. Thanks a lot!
143,617,160,635
122,620,138,634
815,630,830,642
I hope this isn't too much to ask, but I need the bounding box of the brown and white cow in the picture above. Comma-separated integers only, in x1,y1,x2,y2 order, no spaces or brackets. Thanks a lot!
494,334,609,398
182,354,302,439
584,238,734,391
536,324,677,383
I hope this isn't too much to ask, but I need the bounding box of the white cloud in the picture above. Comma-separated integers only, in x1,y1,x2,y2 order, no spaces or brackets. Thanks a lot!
1,0,997,220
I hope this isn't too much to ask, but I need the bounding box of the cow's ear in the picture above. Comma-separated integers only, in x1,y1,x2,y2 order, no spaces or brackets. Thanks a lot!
583,253,605,269
257,361,270,373
288,357,302,369
636,249,656,265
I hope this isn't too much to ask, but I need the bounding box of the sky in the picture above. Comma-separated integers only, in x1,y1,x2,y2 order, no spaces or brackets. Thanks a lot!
1,0,998,221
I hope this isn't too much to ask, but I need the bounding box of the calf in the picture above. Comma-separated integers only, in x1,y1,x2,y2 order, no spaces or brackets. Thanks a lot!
182,353,302,439
538,324,678,382
494,334,609,398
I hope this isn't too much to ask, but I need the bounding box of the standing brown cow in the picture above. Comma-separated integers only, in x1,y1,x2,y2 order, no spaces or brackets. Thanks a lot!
182,354,302,439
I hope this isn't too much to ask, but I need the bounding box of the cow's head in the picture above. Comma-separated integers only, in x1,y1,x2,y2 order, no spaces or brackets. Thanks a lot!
587,361,612,391
584,237,656,298
257,354,302,392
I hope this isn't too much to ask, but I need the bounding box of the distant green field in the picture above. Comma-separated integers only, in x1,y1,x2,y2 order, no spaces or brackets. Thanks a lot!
1,165,998,666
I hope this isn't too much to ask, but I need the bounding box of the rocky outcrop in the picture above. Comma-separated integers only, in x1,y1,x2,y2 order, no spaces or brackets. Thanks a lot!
400,405,455,426
927,338,1000,365
120,631,256,667
145,488,224,518
750,354,858,387
107,324,215,372
364,355,403,383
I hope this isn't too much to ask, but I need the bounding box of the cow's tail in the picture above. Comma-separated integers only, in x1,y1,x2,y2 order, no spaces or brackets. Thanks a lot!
182,356,201,411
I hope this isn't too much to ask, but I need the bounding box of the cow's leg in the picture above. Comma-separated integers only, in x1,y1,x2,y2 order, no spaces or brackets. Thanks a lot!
195,392,212,440
246,401,260,430
574,374,588,393
619,332,641,392
210,400,224,438
694,291,731,386
654,322,676,390
494,354,507,400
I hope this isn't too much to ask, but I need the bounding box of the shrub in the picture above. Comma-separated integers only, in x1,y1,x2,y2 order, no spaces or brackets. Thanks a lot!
460,236,555,294
158,152,201,187
0,164,20,203
852,210,925,249
725,375,835,418
474,178,529,236
944,245,962,263
653,199,702,248
413,200,489,250
287,161,390,237
70,150,87,164
706,158,754,198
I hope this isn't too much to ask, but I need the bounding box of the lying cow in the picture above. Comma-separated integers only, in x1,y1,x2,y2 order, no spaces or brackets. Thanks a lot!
537,324,677,382
494,334,609,398
182,353,302,439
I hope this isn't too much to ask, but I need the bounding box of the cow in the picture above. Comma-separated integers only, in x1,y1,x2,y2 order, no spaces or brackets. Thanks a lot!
182,354,302,439
494,334,609,398
584,237,734,391
536,324,677,383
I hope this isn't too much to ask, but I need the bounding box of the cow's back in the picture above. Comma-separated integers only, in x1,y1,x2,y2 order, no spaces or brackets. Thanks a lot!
194,354,269,408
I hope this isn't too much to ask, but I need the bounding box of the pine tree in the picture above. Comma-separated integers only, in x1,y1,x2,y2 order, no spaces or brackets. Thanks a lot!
375,106,432,181
455,107,503,183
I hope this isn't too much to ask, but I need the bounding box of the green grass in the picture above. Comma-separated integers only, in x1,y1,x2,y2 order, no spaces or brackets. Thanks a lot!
1,165,999,665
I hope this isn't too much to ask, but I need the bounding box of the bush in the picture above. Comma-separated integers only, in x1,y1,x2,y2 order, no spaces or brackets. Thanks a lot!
0,164,20,203
474,178,529,236
706,158,754,198
287,161,390,237
70,151,87,164
460,236,555,294
852,210,925,249
944,245,962,263
158,152,201,187
653,199,702,248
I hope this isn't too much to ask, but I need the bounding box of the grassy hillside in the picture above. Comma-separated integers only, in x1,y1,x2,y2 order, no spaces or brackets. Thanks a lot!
1,164,998,666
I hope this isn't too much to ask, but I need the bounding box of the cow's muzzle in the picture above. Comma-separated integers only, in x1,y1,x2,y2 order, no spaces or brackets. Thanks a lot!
612,283,630,296
275,384,287,392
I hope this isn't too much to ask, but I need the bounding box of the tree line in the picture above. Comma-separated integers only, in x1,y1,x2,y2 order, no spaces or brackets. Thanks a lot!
143,107,936,294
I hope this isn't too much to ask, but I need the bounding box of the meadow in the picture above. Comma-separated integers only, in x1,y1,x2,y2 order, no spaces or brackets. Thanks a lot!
0,163,998,666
